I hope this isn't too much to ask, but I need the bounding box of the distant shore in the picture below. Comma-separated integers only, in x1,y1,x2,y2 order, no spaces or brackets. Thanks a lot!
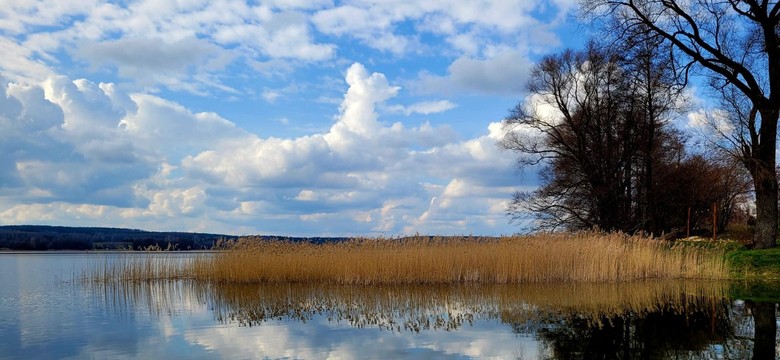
0,224,344,251
0,249,224,254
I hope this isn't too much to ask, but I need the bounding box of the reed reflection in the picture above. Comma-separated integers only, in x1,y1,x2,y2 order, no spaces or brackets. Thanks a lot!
94,280,778,359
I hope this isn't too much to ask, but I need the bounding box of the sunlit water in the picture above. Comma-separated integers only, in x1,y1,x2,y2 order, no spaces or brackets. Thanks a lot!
0,252,778,359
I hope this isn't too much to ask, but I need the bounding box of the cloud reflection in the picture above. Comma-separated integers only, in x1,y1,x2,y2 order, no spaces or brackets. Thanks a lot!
91,280,753,359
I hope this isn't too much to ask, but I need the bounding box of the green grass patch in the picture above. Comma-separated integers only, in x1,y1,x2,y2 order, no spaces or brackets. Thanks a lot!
726,247,780,280
672,235,780,281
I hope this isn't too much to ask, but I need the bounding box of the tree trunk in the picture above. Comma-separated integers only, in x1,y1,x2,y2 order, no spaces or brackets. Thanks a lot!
753,175,778,249
751,107,779,249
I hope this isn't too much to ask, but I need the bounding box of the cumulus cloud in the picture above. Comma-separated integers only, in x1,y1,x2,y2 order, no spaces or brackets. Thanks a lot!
1,75,161,207
0,0,593,235
0,64,520,235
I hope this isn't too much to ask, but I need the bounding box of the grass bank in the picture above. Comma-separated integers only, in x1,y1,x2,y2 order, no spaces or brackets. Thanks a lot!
726,247,780,280
93,232,728,284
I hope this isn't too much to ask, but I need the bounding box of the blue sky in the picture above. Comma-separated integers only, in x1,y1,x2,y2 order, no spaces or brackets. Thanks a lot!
0,0,589,236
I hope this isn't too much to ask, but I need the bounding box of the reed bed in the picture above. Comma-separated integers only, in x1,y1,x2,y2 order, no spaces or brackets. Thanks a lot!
88,253,198,283
88,232,727,284
170,232,727,284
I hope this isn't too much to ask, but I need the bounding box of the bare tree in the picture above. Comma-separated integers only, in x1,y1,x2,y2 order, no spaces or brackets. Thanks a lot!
582,0,779,247
502,43,681,233
502,40,748,236
617,26,685,232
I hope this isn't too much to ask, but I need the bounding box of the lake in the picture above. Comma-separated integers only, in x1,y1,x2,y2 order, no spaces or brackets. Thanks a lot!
0,252,777,359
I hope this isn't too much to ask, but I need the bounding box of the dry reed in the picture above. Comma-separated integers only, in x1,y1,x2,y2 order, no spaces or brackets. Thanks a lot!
88,253,198,283
163,232,727,284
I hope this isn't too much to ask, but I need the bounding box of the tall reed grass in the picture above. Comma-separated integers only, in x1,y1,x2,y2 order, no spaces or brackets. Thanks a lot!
94,232,727,284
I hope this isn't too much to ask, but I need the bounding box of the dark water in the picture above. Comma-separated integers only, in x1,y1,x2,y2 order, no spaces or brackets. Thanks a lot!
0,253,778,359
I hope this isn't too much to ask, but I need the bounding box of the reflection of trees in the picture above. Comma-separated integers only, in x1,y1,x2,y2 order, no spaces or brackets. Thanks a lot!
529,300,733,359
521,299,779,360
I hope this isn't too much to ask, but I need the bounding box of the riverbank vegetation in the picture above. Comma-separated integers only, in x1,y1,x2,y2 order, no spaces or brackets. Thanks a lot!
91,232,728,284
726,247,780,281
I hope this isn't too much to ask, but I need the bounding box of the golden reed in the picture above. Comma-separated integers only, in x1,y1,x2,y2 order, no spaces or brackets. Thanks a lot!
91,232,728,284
193,232,727,284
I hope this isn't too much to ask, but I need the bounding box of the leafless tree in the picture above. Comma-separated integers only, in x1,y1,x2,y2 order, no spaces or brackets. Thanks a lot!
581,0,779,247
502,43,681,233
502,41,748,235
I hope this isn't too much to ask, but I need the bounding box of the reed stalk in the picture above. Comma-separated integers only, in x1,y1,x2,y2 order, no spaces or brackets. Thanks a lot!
101,232,727,284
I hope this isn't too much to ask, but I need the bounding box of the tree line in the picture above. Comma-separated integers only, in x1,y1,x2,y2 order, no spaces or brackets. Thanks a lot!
502,1,778,248
0,225,356,251
0,225,234,251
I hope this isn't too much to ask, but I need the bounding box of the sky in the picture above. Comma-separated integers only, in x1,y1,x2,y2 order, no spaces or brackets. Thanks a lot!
0,0,589,236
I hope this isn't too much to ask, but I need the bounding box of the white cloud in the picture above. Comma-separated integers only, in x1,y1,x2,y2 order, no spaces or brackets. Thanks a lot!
0,0,596,235
310,1,571,59
0,1,99,35
138,186,207,217
262,89,282,103
1,0,575,100
120,93,247,160
212,12,334,61
386,100,457,116
686,109,735,136
2,1,339,94
0,63,520,235
176,63,516,234
0,37,55,82
295,189,318,201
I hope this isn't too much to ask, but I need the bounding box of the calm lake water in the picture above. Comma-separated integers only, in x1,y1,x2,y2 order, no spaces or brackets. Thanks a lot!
0,252,778,360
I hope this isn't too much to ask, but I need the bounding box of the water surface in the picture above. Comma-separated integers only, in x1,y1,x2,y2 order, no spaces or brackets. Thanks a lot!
0,252,777,359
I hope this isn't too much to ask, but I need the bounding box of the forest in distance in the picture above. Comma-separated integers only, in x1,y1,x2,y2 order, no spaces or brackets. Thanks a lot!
0,225,350,251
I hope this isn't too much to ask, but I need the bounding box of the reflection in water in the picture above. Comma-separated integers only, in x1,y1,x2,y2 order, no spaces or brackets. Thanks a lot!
93,280,779,359
534,299,733,359
751,301,778,360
